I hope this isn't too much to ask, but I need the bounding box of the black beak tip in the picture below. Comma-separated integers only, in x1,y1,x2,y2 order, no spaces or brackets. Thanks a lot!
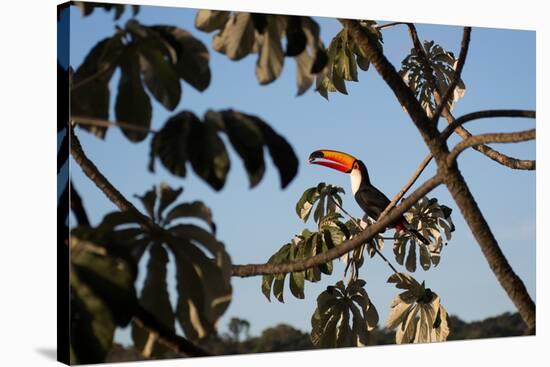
308,150,324,163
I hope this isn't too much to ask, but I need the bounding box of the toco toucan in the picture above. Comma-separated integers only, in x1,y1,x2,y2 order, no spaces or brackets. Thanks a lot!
309,149,429,244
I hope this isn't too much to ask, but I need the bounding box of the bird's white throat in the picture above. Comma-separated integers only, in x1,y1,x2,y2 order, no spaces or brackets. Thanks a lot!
350,169,362,195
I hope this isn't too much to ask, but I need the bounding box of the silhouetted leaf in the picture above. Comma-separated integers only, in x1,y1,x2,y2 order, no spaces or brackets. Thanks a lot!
285,16,307,56
71,248,137,327
134,186,157,220
132,243,175,358
152,26,211,92
157,182,183,220
137,42,181,110
149,111,194,176
115,49,152,142
213,110,265,188
189,117,230,190
165,201,216,233
70,273,115,364
72,35,122,138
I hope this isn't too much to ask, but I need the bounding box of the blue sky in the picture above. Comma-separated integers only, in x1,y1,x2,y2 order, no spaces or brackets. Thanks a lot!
65,4,536,342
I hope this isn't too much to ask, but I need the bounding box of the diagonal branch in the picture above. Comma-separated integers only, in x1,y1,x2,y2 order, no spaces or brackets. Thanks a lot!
447,129,536,166
343,18,535,331
432,27,471,122
406,24,535,170
440,109,536,141
231,174,442,277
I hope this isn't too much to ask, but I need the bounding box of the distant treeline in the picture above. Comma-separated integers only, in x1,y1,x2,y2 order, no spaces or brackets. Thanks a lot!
107,312,527,362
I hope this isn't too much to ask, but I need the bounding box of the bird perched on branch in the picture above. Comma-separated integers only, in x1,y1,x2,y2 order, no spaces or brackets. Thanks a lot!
309,149,429,244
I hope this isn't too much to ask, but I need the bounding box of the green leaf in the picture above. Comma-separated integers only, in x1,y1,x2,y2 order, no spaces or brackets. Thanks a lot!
289,270,305,299
115,48,152,142
70,273,115,364
152,26,211,92
405,240,417,272
285,16,307,56
273,273,287,303
137,41,181,110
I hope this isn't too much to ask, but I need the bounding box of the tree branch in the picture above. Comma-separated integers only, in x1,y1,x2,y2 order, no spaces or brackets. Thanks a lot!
447,129,536,166
440,109,536,141
343,18,536,331
231,174,442,277
72,115,158,135
406,24,535,170
432,27,471,121
380,153,433,218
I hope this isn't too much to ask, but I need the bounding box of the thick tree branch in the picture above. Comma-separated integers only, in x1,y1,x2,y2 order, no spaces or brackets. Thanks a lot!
440,109,536,141
343,18,536,331
231,174,442,277
432,27,471,121
447,129,536,166
407,24,535,170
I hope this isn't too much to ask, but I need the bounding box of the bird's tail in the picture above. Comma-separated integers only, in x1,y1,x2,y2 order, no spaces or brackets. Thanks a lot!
395,221,429,245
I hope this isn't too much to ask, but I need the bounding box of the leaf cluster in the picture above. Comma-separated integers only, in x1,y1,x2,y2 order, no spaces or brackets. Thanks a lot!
317,20,383,99
72,19,210,141
74,1,140,20
393,196,455,272
386,273,450,344
262,183,351,302
310,279,379,347
195,10,328,95
70,184,231,362
400,40,466,117
149,109,298,190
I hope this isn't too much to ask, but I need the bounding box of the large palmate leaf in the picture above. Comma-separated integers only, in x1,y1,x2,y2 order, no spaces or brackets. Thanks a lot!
149,109,299,190
400,40,466,117
386,273,450,344
71,19,211,141
310,279,379,348
316,21,382,100
195,10,328,94
393,196,454,271
71,184,231,349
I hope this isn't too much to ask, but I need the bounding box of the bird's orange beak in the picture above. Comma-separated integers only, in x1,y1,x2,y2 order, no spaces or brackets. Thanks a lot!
308,150,357,173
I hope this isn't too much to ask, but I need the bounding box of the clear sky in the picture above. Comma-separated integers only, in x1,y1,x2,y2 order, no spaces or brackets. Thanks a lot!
65,3,536,343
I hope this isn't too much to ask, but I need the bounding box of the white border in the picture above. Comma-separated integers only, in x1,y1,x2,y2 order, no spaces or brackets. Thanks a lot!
0,0,546,366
